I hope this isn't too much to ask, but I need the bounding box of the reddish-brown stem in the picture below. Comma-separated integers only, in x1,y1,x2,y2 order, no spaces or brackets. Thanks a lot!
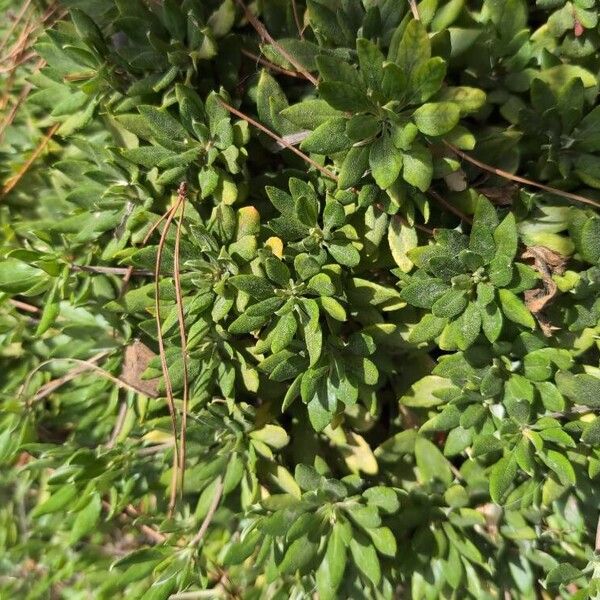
9,298,39,313
0,0,32,55
235,0,318,85
219,99,338,181
240,48,304,79
71,264,153,276
397,214,434,236
189,476,224,547
445,142,600,210
153,201,182,515
1,123,59,197
291,0,304,40
428,189,473,225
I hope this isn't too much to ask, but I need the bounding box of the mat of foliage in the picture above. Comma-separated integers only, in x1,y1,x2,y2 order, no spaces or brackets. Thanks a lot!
1,0,600,598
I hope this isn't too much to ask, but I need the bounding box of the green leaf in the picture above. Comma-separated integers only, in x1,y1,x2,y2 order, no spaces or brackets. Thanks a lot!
70,493,101,544
400,375,456,408
556,371,600,408
279,536,318,573
319,296,347,321
32,485,78,517
541,450,576,486
316,526,347,596
256,70,293,134
409,313,447,343
582,418,600,445
498,289,535,329
0,259,45,294
363,487,400,513
300,117,353,154
395,19,430,77
339,145,369,189
369,133,402,189
546,563,584,586
436,86,486,115
489,454,518,504
410,57,447,103
280,100,341,129
222,530,262,565
456,302,481,350
229,275,275,299
207,0,235,37
579,217,600,263
349,278,406,311
401,278,449,309
250,424,290,449
349,536,381,586
328,241,360,267
368,527,397,557
357,38,384,91
270,312,297,353
402,144,433,191
138,105,189,147
469,195,498,262
413,102,460,136
432,289,467,319
318,81,372,113
415,436,453,485
493,213,518,260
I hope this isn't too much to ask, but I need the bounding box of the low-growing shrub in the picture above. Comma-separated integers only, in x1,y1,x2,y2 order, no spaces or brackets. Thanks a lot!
1,0,600,598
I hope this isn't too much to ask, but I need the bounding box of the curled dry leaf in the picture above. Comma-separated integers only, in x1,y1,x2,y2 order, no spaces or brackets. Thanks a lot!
120,339,159,398
478,185,518,206
522,246,568,336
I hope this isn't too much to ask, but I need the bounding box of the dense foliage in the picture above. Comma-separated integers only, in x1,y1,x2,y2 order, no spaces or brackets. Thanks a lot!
1,0,600,598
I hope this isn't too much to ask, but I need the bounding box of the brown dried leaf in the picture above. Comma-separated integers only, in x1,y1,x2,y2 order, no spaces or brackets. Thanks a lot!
120,340,159,398
478,185,518,206
521,246,568,336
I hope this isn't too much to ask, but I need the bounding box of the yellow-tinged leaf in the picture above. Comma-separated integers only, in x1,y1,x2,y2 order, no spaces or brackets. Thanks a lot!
388,217,418,272
343,432,378,475
142,430,174,444
265,236,284,257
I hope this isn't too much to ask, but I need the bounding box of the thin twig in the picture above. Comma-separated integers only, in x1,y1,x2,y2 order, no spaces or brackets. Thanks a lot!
235,0,317,85
102,500,167,544
106,401,128,449
24,353,159,406
71,264,153,277
9,298,40,313
445,142,600,210
595,514,600,552
0,0,33,55
173,184,189,494
408,0,420,20
291,0,304,40
0,51,37,73
154,198,183,515
219,99,338,181
137,442,174,456
168,590,225,600
1,123,60,197
428,189,472,224
189,477,224,547
240,48,303,79
0,57,44,141
120,207,173,296
0,82,33,142
394,212,434,236
27,351,110,404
